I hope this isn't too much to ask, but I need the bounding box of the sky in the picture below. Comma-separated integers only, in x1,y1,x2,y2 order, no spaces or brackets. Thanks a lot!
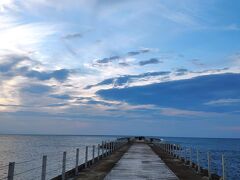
0,0,240,137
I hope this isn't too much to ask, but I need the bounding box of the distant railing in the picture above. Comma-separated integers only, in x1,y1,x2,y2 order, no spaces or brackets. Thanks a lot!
152,141,229,180
0,139,127,180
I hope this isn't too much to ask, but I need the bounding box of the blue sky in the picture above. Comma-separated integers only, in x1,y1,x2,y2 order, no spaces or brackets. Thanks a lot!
0,0,240,137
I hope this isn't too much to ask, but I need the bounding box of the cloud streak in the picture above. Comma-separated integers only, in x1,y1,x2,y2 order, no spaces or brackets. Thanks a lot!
62,33,83,40
139,58,163,66
94,49,151,65
205,99,240,106
85,71,171,89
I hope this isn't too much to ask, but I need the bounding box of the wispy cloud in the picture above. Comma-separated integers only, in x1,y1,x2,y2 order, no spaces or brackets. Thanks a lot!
191,59,205,66
62,33,83,40
159,108,216,117
93,49,151,66
139,58,163,66
85,71,171,89
205,99,240,106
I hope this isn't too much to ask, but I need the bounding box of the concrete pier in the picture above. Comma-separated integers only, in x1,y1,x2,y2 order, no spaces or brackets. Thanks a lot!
1,137,222,180
104,143,178,180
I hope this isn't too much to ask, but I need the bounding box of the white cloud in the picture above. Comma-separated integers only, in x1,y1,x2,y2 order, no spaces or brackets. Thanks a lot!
159,107,218,117
205,99,240,106
0,0,17,13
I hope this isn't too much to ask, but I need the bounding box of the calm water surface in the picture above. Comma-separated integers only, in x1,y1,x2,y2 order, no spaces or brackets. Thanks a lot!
162,137,240,180
0,135,118,180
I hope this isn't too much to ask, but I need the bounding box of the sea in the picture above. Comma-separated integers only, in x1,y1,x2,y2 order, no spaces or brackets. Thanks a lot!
0,135,239,180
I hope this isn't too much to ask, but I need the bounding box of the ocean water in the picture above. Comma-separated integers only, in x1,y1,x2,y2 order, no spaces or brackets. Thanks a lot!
0,135,239,180
162,137,240,180
0,135,118,180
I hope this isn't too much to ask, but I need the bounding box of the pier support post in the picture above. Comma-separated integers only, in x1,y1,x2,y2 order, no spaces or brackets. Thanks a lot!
75,148,79,175
222,154,225,180
189,148,192,167
109,142,111,154
41,155,47,180
207,152,211,179
178,145,181,159
7,162,15,180
111,142,113,153
102,141,104,158
85,146,88,168
106,141,109,156
92,145,95,164
104,141,107,156
179,146,182,160
184,147,187,164
62,152,66,180
197,149,200,173
170,144,172,155
98,144,100,160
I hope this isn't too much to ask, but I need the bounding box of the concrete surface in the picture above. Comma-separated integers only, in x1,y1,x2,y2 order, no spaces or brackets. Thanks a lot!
104,143,179,180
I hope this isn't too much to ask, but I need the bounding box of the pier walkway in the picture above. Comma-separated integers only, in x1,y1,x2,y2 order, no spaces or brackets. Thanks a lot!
104,143,179,180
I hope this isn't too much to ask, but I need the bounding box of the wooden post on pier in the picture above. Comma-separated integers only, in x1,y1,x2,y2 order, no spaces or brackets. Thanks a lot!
110,141,112,154
62,152,66,180
207,152,211,179
174,145,177,158
102,141,104,158
179,146,182,160
41,155,47,180
104,141,106,156
110,142,112,153
7,162,15,180
197,149,200,173
184,147,187,164
106,141,108,154
85,146,88,168
111,142,113,153
98,144,100,160
75,148,79,175
189,148,192,167
222,154,225,180
92,145,95,164
170,144,172,155
178,145,181,159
